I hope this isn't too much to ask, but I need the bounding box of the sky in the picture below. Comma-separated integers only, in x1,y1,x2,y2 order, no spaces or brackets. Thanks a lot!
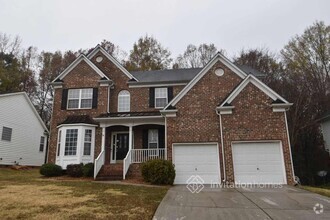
0,0,329,59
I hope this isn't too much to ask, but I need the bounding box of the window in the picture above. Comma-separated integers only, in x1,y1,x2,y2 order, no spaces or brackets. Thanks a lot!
83,129,92,156
64,129,78,156
148,129,159,156
39,136,45,152
118,90,130,112
57,130,61,156
1,127,12,141
155,88,168,108
67,88,93,109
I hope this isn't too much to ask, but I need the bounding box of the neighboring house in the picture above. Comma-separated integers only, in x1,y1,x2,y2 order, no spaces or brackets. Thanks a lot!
319,113,330,154
48,45,295,185
0,92,48,166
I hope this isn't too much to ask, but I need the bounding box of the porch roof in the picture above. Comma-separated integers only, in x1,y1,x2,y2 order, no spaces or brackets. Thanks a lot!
94,111,164,127
96,111,161,118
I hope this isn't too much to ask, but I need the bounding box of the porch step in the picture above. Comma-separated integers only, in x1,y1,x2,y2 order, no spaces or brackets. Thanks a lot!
96,164,123,180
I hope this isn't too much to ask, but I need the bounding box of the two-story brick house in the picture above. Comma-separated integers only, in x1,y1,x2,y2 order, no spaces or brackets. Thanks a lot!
48,45,295,185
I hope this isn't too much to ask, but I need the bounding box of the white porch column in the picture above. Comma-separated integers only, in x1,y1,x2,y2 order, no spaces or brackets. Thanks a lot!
129,125,133,151
101,126,106,152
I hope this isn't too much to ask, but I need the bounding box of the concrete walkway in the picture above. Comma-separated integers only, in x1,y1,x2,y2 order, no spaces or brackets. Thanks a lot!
153,185,330,220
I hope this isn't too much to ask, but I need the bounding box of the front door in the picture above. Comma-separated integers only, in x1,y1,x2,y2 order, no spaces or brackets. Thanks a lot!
111,133,129,162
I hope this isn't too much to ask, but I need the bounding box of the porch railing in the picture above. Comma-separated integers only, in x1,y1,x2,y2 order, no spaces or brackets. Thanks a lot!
94,149,105,179
123,150,132,180
131,149,166,163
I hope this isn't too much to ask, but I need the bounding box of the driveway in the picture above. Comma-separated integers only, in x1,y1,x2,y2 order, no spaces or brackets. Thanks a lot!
154,185,330,220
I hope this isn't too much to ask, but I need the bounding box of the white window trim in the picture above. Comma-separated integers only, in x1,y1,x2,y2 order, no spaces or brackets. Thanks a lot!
155,88,168,109
64,128,79,156
1,126,12,142
148,129,159,156
67,88,93,110
56,125,95,169
39,136,45,152
118,90,131,112
83,129,92,156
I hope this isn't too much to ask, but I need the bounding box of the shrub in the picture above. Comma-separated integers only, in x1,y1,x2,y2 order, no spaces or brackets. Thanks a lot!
141,159,175,185
83,163,94,177
66,164,83,177
40,163,63,177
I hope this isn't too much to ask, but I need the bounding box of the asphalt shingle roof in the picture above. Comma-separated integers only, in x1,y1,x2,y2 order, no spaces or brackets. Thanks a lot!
129,65,265,84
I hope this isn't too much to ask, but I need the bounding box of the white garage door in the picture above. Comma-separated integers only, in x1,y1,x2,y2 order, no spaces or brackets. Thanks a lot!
173,143,220,184
232,142,286,184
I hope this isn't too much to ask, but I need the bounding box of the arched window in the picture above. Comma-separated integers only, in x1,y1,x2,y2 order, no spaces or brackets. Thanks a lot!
118,90,130,112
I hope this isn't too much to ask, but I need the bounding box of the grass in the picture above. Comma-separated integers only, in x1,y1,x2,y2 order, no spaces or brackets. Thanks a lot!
301,185,330,198
0,168,169,220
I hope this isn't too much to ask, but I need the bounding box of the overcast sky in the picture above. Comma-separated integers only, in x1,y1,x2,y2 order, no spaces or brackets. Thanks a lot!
0,0,329,58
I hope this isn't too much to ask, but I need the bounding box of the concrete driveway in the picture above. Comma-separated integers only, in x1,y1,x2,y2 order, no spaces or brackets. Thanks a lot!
154,185,330,220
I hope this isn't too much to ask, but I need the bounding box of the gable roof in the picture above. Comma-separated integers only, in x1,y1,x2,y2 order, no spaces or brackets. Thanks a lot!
0,92,48,132
129,65,264,85
52,54,109,83
164,52,248,109
219,74,290,107
87,45,138,81
130,68,202,84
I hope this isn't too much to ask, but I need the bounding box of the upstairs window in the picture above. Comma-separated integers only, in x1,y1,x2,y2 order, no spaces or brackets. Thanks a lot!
155,88,168,108
67,88,93,109
118,90,130,112
1,127,12,141
39,136,45,152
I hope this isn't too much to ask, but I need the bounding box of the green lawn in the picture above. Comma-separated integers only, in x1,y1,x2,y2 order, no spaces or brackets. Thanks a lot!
0,168,168,220
301,185,330,198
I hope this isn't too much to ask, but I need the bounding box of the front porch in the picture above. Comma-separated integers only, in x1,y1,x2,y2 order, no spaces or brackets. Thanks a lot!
94,112,167,180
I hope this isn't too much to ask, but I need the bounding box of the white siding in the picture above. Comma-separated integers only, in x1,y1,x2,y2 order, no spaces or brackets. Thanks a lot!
321,120,330,154
0,94,46,166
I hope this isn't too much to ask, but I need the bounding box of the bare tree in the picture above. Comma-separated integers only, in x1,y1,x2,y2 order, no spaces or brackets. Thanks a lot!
174,43,224,68
0,32,22,56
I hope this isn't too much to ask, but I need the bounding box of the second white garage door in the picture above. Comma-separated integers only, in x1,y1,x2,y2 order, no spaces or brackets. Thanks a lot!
173,143,220,184
232,142,287,184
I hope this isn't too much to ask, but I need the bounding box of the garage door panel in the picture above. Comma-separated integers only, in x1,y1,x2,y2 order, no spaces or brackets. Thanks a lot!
173,144,220,184
232,142,286,184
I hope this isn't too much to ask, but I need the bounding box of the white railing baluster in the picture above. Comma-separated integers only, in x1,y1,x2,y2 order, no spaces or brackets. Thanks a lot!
123,150,132,179
130,148,166,163
94,150,105,179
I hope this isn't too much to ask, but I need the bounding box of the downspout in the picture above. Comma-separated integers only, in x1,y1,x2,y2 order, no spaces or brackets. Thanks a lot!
216,108,226,183
284,111,297,184
107,82,112,113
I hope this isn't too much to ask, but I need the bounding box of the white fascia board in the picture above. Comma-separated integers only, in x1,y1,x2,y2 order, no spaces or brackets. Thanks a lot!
57,123,98,129
94,115,164,121
160,109,177,117
164,52,247,110
87,45,138,81
220,74,290,107
52,54,109,83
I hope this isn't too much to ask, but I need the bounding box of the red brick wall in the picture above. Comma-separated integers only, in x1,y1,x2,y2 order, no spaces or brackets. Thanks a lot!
48,60,107,163
221,83,294,185
167,61,242,163
90,51,184,112
166,60,294,185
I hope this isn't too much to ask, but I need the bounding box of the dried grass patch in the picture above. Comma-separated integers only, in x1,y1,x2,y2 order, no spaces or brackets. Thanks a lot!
0,184,97,219
104,188,128,196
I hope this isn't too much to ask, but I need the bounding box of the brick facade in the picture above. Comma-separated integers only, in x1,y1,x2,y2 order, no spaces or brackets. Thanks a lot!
48,47,294,185
166,60,294,185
